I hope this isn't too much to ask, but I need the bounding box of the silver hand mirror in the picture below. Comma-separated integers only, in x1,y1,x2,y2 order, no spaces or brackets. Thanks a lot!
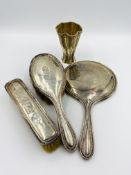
30,53,77,152
65,61,117,159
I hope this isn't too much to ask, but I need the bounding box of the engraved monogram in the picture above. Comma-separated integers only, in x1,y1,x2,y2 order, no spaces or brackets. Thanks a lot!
11,82,43,125
38,66,56,81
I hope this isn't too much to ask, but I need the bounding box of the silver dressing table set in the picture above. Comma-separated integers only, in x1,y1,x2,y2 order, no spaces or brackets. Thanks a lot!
5,22,117,160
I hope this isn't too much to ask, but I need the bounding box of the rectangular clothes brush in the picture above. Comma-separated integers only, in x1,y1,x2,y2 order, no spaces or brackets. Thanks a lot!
5,79,61,152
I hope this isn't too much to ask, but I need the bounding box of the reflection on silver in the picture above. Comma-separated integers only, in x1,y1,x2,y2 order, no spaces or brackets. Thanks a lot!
30,53,77,152
56,22,82,64
65,61,117,159
5,79,59,145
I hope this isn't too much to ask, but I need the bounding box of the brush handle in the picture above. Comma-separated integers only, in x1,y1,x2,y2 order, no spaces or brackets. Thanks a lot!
79,102,94,159
55,97,77,152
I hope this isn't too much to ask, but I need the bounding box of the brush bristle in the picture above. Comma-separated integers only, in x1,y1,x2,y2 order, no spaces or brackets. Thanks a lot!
42,138,61,153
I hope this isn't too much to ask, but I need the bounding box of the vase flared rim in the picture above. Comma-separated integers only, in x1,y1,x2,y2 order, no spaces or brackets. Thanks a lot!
56,22,82,37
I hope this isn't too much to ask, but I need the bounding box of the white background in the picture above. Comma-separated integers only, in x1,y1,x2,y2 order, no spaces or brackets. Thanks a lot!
0,0,131,175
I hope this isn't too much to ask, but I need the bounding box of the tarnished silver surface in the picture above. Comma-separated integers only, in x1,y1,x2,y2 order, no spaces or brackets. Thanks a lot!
56,22,82,64
30,53,77,152
5,79,59,145
65,61,117,159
